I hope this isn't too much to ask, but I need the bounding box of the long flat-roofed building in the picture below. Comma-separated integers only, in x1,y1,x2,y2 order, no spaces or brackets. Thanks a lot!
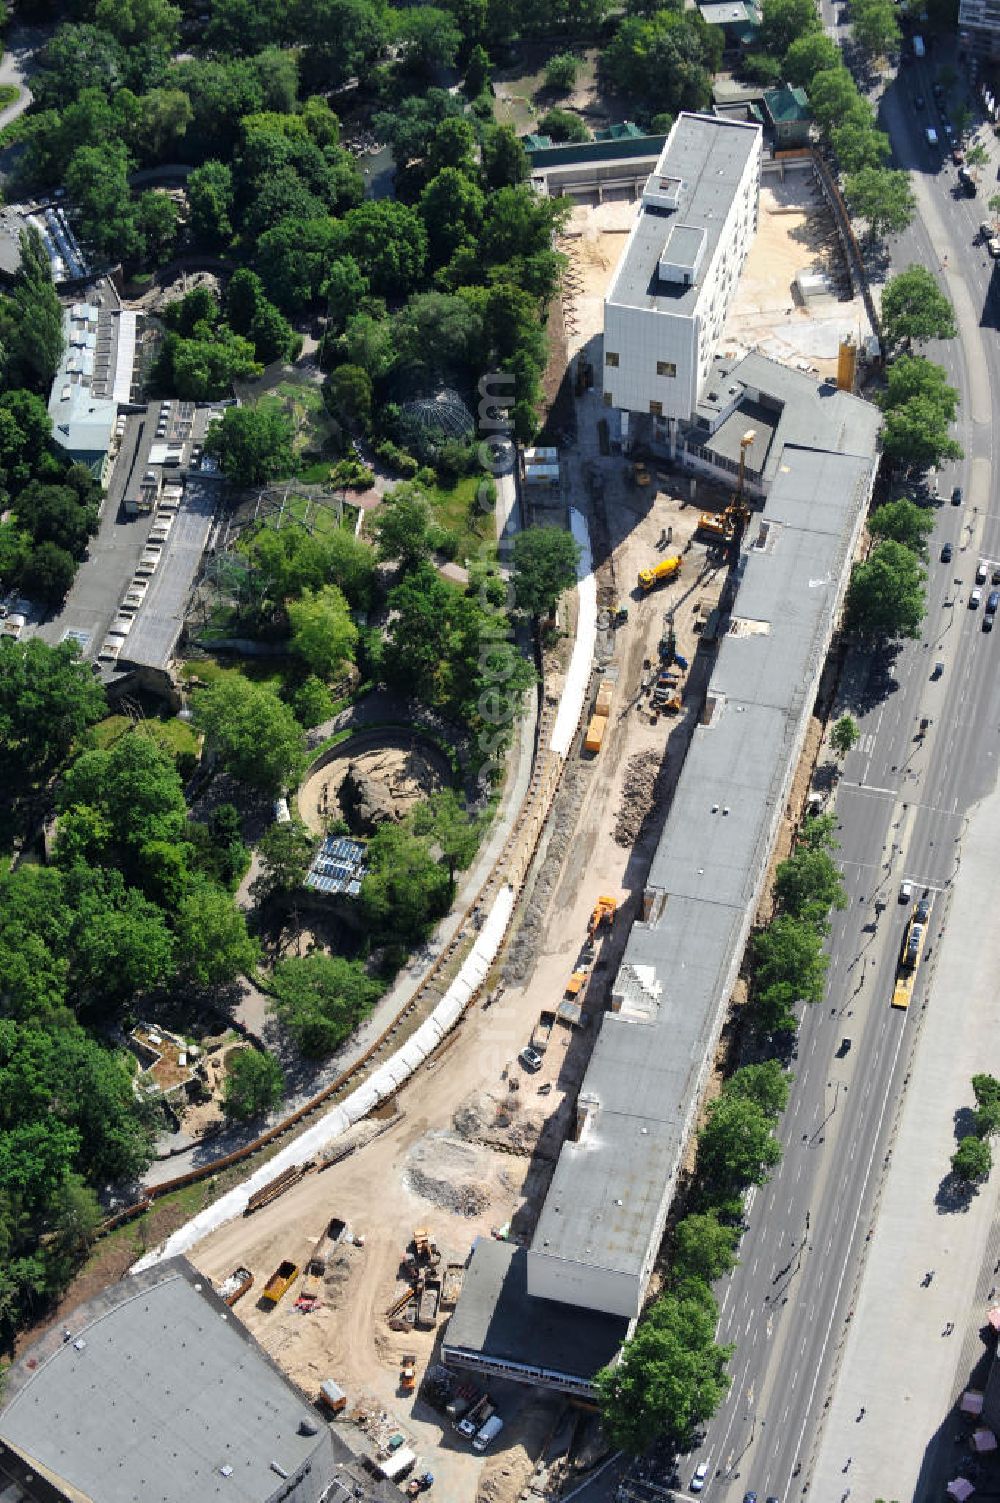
602,112,762,451
446,431,878,1386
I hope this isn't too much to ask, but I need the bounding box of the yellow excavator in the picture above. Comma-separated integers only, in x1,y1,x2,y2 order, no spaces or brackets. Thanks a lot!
698,430,756,549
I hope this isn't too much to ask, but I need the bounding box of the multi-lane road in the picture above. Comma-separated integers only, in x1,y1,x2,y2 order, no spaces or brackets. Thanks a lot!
673,42,1000,1503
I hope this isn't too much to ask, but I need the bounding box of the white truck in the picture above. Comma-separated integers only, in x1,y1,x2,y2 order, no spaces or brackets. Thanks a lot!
913,33,925,55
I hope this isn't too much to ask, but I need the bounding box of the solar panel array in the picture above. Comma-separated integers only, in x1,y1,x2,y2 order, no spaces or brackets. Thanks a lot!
305,835,368,896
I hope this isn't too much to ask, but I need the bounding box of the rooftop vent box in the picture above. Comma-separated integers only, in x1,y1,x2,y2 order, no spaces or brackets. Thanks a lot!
658,222,707,286
642,172,683,211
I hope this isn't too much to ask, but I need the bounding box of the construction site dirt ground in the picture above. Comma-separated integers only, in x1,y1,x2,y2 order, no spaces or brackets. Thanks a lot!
724,174,874,377
188,470,730,1503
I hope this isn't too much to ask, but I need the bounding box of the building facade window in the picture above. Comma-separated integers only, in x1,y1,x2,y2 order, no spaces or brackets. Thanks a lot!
605,351,619,367
649,400,663,417
657,360,677,377
603,391,613,406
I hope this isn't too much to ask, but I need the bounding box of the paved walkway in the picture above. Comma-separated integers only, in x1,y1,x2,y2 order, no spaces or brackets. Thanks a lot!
811,782,1000,1503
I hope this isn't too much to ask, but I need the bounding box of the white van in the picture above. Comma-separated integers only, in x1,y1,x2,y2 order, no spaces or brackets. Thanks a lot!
926,127,938,147
472,1415,504,1453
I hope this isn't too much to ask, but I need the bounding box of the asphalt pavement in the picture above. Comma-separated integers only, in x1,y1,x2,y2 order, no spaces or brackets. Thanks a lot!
663,42,1000,1503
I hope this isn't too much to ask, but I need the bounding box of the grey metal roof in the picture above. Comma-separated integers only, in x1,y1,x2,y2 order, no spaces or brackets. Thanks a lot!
691,353,883,484
527,443,875,1285
120,472,218,671
606,113,761,317
443,1241,627,1384
0,1259,338,1503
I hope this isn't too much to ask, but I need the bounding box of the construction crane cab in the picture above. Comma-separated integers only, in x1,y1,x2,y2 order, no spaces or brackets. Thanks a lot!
698,431,756,550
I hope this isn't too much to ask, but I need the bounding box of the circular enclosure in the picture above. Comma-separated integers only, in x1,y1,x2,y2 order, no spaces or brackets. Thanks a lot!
297,727,453,837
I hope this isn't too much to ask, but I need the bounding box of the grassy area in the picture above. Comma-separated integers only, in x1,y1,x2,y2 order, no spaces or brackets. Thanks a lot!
259,381,339,475
89,713,202,770
0,83,20,110
180,657,290,697
426,474,496,566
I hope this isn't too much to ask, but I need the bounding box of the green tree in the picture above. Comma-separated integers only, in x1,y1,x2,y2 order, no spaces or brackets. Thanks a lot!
832,120,890,174
325,363,373,434
698,1090,783,1202
176,880,260,987
868,497,935,554
292,675,334,727
342,200,428,298
973,1074,1000,1139
408,789,486,880
545,51,580,91
394,5,462,71
537,107,590,143
481,123,530,188
205,402,294,486
851,0,900,55
287,584,358,678
759,0,820,52
4,228,65,392
372,484,437,569
773,847,846,926
844,539,927,640
21,542,76,605
193,674,306,793
0,389,52,489
755,914,828,1002
967,141,989,169
65,141,137,259
130,87,194,162
597,1286,733,1454
0,638,105,770
136,190,179,265
808,66,863,134
952,1134,992,1183
17,481,98,558
880,266,956,349
723,1060,791,1120
360,822,452,944
419,168,486,264
161,329,262,400
95,0,181,48
798,811,839,851
783,29,839,84
271,953,382,1057
324,255,369,333
881,400,962,471
830,713,860,757
673,1211,739,1283
464,45,491,96
512,525,581,615
67,872,175,1011
602,12,718,111
251,820,316,903
844,167,916,241
223,1047,283,1120
187,159,235,247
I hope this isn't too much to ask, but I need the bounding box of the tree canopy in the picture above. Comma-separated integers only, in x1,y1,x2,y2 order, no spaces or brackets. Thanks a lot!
880,266,956,349
844,539,927,640
193,673,306,792
271,953,382,1057
868,498,935,555
512,525,581,615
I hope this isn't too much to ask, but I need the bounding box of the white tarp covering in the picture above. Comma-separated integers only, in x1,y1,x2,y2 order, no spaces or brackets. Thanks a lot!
948,1478,975,1500
972,1430,997,1453
549,508,596,758
962,1391,985,1416
134,884,515,1268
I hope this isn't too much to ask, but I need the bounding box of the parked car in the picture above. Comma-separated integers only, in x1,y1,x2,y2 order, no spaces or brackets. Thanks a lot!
899,879,913,902
931,660,944,679
977,559,989,584
952,485,964,504
691,1463,709,1492
971,587,983,608
941,542,953,562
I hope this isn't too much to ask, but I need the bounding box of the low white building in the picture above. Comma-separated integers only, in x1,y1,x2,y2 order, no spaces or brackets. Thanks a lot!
603,112,762,452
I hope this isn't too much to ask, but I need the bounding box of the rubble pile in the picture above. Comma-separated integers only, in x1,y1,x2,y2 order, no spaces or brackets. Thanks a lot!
614,750,668,847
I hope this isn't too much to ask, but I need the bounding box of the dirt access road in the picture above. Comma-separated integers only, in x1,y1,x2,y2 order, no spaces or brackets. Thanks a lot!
188,456,729,1502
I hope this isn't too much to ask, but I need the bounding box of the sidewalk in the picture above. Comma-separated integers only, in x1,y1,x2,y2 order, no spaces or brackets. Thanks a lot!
811,782,1000,1503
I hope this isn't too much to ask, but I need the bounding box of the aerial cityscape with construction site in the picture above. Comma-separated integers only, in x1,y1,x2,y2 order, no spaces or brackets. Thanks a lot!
5,4,1000,1503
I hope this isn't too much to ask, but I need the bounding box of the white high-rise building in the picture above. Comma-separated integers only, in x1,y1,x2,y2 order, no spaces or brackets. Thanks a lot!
959,0,1000,58
602,112,762,452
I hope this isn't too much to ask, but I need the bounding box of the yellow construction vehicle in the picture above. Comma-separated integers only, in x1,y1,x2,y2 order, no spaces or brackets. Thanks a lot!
698,430,756,547
638,555,682,592
588,895,617,939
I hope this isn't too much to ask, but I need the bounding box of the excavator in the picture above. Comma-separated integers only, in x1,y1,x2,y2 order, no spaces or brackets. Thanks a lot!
697,430,756,552
588,895,617,940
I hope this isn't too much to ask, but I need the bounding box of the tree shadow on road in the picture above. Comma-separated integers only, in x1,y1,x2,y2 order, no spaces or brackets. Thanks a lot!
935,1168,979,1214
